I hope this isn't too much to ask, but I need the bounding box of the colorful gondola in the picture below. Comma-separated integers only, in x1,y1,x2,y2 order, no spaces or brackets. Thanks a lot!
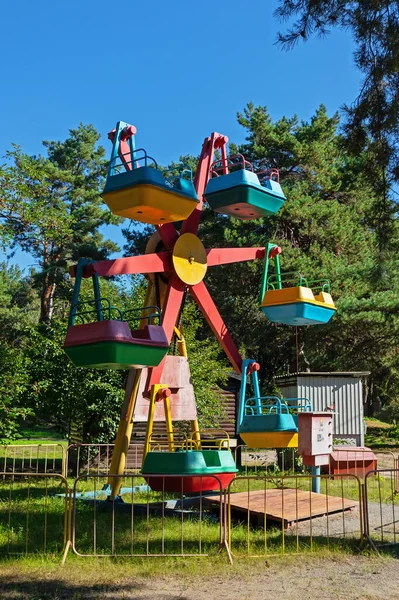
102,121,199,224
259,244,336,325
204,154,285,220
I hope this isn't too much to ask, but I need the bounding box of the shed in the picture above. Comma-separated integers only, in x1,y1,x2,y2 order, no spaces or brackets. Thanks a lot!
275,372,369,446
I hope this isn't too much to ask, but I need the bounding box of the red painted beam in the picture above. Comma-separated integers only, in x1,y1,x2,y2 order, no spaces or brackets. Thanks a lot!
160,274,186,342
156,223,179,251
206,247,265,267
69,252,173,278
145,274,186,394
181,132,228,236
190,280,242,374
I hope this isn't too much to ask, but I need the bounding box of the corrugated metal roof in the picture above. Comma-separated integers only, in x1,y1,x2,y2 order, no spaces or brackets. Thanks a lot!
275,372,370,379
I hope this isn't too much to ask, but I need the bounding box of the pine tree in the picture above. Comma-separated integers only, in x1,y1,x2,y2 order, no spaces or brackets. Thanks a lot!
0,124,121,322
274,1,399,272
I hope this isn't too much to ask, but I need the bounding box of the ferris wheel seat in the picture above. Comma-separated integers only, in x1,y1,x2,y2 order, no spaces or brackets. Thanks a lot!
260,286,336,326
239,412,297,433
238,401,299,449
142,450,238,492
64,321,169,369
204,169,285,220
239,431,299,448
102,166,198,225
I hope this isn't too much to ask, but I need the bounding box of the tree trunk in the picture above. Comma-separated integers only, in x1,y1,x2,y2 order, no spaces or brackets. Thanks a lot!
40,279,57,323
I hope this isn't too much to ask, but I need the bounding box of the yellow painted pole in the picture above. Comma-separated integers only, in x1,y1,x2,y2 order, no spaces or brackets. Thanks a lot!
143,384,170,460
174,326,201,448
190,420,201,448
163,394,175,452
108,368,142,498
108,281,156,499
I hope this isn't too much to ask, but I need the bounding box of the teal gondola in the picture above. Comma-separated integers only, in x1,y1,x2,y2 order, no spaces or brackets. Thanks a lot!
204,154,285,220
237,359,312,448
259,244,337,326
102,121,199,225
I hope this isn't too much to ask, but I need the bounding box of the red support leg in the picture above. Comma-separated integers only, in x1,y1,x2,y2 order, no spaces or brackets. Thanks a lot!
190,280,242,374
145,274,186,394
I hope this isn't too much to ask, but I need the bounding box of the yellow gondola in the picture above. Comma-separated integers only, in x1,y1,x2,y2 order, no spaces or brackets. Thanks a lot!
259,244,336,325
102,121,199,225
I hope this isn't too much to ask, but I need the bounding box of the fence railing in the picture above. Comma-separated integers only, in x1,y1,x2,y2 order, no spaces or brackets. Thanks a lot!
235,446,399,490
363,468,399,551
226,473,363,557
235,445,305,476
0,473,70,558
65,443,144,478
2,443,394,486
1,444,399,562
71,474,225,558
0,444,66,476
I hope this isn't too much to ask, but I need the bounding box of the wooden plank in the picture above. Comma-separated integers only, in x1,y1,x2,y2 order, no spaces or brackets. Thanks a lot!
205,488,358,527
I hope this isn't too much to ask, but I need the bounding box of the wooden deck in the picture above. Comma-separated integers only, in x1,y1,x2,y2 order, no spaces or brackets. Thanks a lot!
205,488,358,528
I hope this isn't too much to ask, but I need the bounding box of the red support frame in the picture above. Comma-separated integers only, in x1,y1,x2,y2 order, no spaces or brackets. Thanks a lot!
190,280,242,373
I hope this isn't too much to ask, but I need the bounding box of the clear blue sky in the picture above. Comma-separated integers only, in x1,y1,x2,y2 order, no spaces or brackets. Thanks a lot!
0,0,360,268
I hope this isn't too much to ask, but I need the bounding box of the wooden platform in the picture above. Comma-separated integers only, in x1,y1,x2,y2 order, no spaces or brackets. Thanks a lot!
205,488,358,528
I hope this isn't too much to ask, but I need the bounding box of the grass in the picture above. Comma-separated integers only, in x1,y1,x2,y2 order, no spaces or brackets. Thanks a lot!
18,425,67,443
364,417,399,449
0,426,68,474
0,547,381,582
364,417,393,430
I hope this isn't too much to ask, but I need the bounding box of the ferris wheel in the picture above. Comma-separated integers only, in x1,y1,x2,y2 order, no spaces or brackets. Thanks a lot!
64,121,336,497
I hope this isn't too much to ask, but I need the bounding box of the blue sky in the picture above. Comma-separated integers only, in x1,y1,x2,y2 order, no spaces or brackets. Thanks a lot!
0,0,360,269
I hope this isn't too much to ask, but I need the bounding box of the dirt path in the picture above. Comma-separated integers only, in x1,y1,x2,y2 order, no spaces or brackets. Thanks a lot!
0,556,399,600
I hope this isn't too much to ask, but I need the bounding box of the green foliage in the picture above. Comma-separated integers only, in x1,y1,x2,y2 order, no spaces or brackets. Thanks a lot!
158,104,399,416
0,345,31,443
0,124,121,323
0,263,35,442
24,320,125,443
274,1,399,273
2,101,399,443
198,105,376,385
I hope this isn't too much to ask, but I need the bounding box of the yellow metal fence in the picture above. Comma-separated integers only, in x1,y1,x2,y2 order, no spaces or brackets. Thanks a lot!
0,473,70,558
0,443,398,563
0,444,66,476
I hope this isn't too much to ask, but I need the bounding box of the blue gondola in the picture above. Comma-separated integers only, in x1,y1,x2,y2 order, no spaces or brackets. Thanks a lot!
259,244,337,326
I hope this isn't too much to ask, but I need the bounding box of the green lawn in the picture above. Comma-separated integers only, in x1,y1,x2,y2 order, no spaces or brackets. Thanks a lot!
18,425,67,443
0,469,386,562
365,417,399,449
0,432,396,564
0,426,68,474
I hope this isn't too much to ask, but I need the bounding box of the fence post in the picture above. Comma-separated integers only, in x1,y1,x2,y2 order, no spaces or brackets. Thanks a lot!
311,466,321,494
361,482,368,540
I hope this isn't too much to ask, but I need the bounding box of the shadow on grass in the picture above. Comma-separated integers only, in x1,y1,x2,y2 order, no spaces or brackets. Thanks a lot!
0,575,188,600
0,485,67,556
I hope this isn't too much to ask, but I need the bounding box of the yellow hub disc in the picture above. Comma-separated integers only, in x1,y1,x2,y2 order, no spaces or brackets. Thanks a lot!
172,233,207,285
